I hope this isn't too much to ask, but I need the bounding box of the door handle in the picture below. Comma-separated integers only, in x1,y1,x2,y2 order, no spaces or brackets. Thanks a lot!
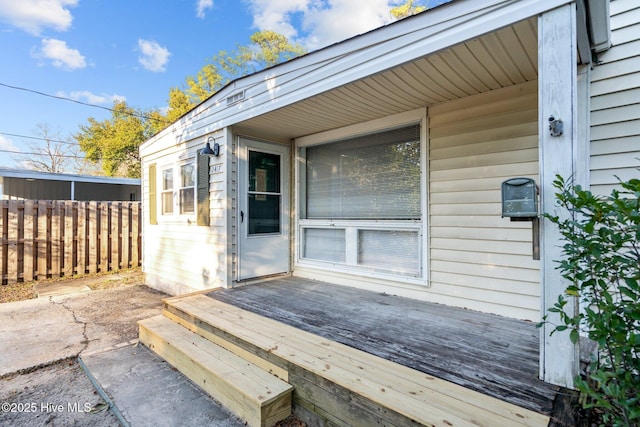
240,210,244,223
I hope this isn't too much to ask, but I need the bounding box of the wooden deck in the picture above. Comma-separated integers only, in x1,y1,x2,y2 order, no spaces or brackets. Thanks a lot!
207,276,558,416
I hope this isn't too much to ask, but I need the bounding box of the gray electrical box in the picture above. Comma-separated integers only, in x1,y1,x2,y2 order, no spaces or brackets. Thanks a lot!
501,178,537,218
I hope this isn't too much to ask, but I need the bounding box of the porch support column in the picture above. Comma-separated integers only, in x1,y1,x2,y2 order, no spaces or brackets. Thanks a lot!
538,3,580,388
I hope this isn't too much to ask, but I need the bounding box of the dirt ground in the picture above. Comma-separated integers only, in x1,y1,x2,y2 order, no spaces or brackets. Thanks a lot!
0,271,307,427
1,358,121,427
0,271,164,426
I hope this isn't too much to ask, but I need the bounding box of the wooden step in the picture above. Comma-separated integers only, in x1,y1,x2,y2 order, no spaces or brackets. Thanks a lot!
164,294,551,427
138,315,292,427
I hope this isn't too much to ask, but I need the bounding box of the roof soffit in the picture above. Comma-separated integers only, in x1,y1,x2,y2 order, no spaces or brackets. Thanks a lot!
147,0,573,147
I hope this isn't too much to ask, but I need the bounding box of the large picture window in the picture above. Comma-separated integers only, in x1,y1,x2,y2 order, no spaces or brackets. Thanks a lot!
299,123,423,279
306,125,421,219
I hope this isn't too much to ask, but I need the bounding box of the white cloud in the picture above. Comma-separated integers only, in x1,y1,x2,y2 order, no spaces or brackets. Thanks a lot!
196,0,214,18
245,0,396,50
55,90,126,105
0,135,21,167
304,0,393,49
0,0,77,35
0,135,19,152
137,39,171,72
33,38,86,70
245,0,307,41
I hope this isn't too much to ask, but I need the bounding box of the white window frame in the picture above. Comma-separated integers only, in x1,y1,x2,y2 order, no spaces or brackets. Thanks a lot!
295,109,428,285
179,161,196,214
158,155,197,222
160,166,174,215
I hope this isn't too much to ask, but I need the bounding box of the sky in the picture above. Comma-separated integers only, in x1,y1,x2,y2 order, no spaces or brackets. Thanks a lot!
0,0,448,171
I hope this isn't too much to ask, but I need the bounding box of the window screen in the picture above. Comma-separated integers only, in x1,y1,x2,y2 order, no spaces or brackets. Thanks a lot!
358,229,420,274
303,228,346,263
306,124,421,219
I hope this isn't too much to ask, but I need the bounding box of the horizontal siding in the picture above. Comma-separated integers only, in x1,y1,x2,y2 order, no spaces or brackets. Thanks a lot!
590,0,640,195
143,224,226,295
429,81,539,320
141,134,229,295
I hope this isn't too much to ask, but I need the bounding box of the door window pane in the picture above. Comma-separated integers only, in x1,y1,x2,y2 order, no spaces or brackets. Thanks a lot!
248,194,280,234
249,151,280,193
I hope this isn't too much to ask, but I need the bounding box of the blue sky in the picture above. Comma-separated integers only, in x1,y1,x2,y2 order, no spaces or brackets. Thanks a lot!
0,0,447,171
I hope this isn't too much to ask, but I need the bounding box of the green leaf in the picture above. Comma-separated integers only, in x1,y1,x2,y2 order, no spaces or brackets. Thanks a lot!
569,328,579,344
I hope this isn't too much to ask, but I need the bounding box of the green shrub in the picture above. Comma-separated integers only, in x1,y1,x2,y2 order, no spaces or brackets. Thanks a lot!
543,174,639,426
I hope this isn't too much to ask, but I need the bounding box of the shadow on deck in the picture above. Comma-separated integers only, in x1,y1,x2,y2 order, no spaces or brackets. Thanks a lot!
207,276,559,416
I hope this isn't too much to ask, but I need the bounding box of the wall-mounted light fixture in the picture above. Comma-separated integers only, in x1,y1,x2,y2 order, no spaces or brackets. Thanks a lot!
200,136,220,157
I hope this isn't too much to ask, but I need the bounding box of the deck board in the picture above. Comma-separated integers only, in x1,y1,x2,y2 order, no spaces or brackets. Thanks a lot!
207,276,558,415
169,295,549,426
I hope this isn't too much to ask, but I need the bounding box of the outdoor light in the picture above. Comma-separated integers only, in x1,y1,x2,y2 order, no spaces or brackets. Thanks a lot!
200,136,220,157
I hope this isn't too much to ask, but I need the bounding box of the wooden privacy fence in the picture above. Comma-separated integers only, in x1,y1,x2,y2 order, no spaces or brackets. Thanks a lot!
0,200,142,285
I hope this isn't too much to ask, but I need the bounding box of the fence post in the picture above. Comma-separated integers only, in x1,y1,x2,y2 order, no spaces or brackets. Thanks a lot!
88,202,98,274
23,201,35,282
133,203,140,266
1,201,7,284
36,201,48,280
110,202,120,271
77,202,87,275
63,201,75,277
99,202,109,272
121,203,131,269
51,202,61,278
7,202,19,283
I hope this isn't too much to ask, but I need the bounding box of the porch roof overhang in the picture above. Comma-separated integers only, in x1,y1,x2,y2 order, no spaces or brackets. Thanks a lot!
141,0,609,154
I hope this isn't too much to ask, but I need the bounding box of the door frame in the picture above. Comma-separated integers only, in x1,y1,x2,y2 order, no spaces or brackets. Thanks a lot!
237,137,291,281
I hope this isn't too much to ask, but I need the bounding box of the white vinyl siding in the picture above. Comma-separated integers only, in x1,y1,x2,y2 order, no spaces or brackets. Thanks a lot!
428,81,540,320
141,135,229,296
590,0,640,195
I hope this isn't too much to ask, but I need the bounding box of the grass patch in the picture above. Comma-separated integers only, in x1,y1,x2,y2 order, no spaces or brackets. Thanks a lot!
0,281,37,303
0,268,143,304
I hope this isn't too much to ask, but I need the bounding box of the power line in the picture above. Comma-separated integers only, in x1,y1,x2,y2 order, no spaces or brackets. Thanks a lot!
0,82,171,124
0,148,133,161
0,148,86,159
0,131,81,146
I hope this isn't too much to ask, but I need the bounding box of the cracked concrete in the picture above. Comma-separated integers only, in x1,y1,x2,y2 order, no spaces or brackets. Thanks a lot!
0,284,166,377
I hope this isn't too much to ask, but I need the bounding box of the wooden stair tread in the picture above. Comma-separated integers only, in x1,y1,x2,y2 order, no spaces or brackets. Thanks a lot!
139,315,292,427
168,294,550,427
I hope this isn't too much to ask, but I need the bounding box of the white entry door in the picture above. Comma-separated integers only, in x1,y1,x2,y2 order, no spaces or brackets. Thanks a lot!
238,138,290,280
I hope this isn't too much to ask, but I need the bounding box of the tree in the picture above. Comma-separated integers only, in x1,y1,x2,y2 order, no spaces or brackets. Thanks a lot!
74,31,305,177
13,124,74,173
184,30,306,103
390,0,427,20
73,101,158,178
164,87,196,124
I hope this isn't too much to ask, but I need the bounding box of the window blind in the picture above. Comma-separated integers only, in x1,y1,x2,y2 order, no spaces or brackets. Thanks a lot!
306,124,421,219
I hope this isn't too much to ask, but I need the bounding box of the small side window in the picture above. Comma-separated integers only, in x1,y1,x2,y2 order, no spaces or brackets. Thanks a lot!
161,168,174,214
180,162,195,214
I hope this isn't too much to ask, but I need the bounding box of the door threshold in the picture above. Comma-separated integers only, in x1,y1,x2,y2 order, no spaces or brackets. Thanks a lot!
233,272,292,287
